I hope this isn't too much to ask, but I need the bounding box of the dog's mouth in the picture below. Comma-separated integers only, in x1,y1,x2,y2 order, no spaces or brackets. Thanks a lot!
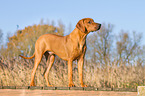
94,24,101,31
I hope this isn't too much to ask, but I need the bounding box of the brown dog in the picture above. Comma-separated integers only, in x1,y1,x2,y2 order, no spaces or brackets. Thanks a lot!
20,18,101,87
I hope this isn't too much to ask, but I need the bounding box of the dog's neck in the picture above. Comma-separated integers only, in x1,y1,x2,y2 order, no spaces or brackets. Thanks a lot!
69,28,87,42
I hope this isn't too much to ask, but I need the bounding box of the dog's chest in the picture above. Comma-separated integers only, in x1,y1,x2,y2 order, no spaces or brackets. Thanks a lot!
74,39,86,54
78,40,86,50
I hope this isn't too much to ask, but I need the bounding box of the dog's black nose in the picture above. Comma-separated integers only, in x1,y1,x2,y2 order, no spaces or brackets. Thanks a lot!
98,24,101,29
99,24,101,27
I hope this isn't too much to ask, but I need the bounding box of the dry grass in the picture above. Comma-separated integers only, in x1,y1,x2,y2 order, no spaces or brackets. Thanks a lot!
0,57,144,88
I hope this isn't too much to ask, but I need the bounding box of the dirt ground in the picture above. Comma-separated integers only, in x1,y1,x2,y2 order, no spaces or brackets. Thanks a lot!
0,89,137,96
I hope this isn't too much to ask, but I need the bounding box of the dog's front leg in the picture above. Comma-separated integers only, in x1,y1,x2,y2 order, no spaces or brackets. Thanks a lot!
78,56,87,87
68,60,75,87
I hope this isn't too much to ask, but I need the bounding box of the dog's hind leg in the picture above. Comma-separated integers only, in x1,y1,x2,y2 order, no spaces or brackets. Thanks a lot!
30,51,43,86
43,51,50,76
44,53,55,87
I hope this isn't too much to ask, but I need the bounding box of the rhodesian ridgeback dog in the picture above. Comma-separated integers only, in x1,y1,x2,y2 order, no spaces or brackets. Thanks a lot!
20,18,101,87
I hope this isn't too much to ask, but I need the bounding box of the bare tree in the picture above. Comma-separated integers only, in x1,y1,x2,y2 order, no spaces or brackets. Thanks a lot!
116,31,142,65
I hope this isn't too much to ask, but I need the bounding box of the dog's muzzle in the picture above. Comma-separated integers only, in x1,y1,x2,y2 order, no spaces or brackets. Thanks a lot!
98,24,101,30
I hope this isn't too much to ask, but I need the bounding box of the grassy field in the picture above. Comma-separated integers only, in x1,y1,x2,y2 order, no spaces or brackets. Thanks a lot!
0,56,144,88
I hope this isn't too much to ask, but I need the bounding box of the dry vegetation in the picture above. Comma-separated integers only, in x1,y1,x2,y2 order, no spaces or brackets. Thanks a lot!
0,56,144,88
0,20,144,88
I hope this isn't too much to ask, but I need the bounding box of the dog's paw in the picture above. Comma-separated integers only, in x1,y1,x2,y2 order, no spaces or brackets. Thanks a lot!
30,83,36,86
48,85,53,87
81,84,87,87
68,83,75,87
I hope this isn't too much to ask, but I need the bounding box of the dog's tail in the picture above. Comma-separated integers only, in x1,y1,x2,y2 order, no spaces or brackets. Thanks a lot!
19,53,35,59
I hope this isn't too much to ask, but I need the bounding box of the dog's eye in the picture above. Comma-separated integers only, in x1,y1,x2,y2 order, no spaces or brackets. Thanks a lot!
88,21,92,24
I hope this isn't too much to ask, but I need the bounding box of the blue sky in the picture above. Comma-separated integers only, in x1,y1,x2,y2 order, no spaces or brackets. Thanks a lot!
0,0,145,44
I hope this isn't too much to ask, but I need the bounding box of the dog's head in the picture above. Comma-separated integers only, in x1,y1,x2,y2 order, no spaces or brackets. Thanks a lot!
76,18,101,33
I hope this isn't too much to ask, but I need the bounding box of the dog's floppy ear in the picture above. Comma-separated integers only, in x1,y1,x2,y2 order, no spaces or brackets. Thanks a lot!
76,19,86,33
